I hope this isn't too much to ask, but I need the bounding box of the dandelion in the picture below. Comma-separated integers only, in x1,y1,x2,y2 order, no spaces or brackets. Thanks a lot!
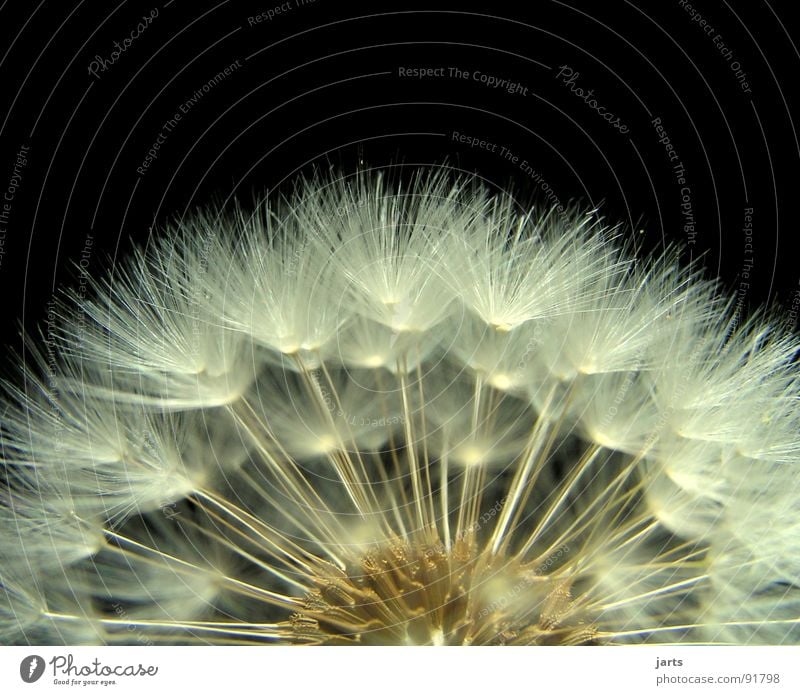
1,169,798,646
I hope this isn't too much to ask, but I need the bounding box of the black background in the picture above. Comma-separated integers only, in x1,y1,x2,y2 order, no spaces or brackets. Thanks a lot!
0,0,798,346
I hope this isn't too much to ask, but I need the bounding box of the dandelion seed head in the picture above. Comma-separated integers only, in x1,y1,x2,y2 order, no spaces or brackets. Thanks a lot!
1,168,798,645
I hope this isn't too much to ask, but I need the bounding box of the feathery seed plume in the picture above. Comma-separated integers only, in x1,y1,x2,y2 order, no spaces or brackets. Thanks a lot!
1,169,798,645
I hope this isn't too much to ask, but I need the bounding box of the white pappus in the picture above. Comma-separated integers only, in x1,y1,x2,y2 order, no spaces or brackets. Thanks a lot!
1,168,798,646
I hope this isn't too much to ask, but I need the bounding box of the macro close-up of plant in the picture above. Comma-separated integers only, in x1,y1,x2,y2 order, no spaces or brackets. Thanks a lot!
1,170,798,646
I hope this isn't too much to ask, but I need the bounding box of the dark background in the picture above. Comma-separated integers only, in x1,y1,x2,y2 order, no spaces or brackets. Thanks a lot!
0,0,798,345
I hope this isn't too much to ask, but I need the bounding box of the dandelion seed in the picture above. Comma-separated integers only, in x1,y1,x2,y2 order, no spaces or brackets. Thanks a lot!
1,169,798,645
